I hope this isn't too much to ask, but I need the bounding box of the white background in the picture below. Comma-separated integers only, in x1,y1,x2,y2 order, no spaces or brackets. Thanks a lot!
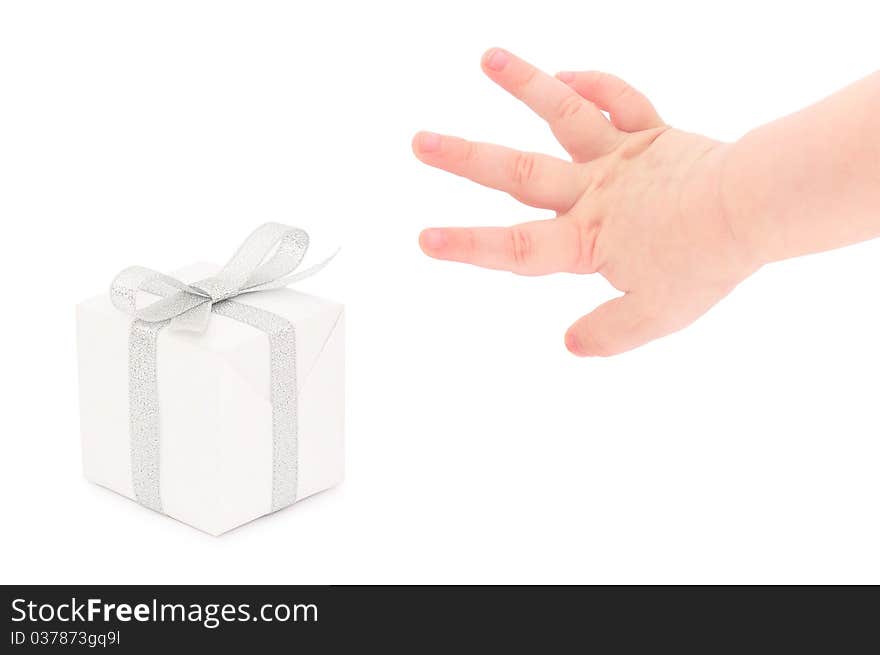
2,0,879,584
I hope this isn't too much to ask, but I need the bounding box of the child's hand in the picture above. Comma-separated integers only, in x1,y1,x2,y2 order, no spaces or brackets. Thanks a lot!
413,49,760,357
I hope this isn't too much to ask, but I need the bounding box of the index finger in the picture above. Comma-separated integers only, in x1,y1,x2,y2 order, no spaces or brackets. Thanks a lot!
481,48,621,161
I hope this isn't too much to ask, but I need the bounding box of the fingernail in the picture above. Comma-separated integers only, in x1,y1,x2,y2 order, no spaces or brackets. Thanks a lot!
556,71,575,83
420,229,448,252
565,331,587,357
415,131,441,154
484,48,509,72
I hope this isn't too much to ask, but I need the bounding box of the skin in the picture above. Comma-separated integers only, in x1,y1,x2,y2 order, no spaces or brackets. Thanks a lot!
412,48,880,357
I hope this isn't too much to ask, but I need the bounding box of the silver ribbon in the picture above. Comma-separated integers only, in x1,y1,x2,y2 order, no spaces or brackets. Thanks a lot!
110,223,336,514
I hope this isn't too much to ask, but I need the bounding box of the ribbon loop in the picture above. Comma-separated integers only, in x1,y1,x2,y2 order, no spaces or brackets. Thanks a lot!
109,223,335,333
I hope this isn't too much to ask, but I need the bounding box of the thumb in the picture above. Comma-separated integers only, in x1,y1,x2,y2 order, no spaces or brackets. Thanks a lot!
565,293,668,357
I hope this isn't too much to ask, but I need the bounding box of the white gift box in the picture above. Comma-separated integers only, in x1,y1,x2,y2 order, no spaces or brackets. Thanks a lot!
76,261,344,535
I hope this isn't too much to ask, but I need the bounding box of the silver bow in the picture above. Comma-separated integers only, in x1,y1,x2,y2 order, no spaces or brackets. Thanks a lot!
111,222,336,332
109,223,336,518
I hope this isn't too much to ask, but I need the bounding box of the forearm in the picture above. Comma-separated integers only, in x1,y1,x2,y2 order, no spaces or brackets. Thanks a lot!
722,71,880,265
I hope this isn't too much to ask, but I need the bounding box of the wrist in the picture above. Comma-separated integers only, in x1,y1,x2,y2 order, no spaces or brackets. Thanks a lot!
717,129,784,267
681,139,766,279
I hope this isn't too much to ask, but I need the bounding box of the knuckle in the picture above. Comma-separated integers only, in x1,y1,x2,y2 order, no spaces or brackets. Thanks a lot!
509,226,533,269
571,223,598,273
555,93,584,122
464,229,478,256
463,140,478,163
612,82,637,105
512,152,538,188
513,66,539,93
580,163,610,194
